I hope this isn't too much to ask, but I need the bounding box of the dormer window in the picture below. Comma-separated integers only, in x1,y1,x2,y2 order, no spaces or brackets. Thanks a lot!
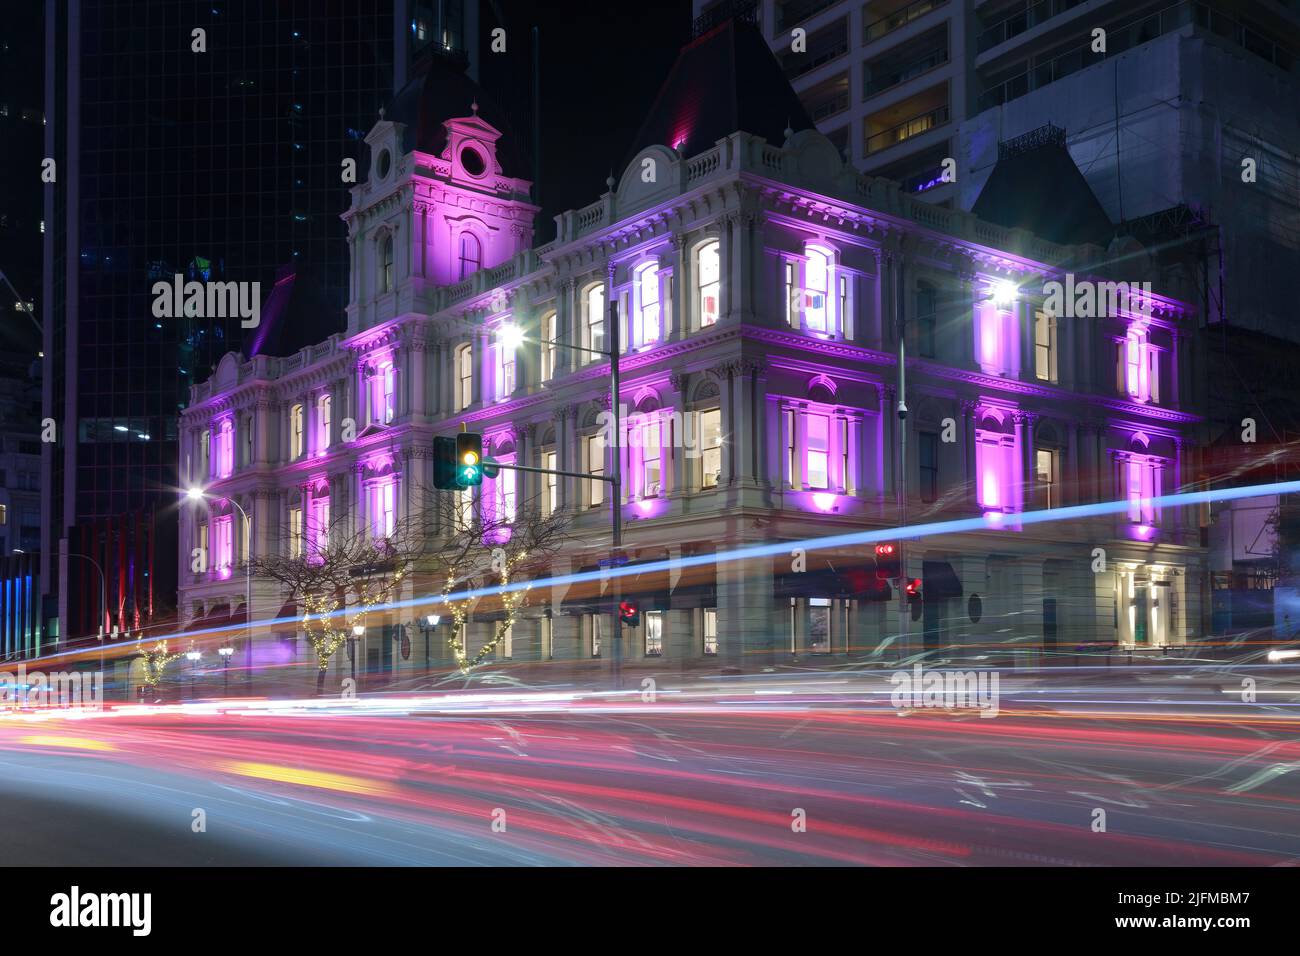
458,232,481,279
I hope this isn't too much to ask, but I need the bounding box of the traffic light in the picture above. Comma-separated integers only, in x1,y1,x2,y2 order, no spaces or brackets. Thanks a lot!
433,436,458,490
456,432,483,487
905,578,923,621
618,600,641,628
874,543,901,579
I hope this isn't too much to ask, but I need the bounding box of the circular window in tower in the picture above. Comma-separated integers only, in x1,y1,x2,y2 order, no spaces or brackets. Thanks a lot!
460,145,487,177
376,148,392,179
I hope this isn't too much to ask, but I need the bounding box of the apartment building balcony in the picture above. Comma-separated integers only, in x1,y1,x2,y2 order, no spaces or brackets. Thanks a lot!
863,27,949,96
776,0,843,33
864,0,949,44
976,0,1090,54
781,16,849,81
801,71,851,122
976,1,1297,111
864,84,949,155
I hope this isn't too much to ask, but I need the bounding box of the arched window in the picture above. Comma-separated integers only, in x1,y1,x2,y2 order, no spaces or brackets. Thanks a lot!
458,232,481,279
803,245,831,332
316,393,332,450
634,262,661,346
380,234,394,293
217,420,234,479
696,240,720,327
456,343,474,410
540,310,557,382
585,284,606,360
289,404,304,459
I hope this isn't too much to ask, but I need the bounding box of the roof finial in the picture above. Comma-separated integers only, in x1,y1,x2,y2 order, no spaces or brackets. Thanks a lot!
606,169,615,190
378,106,385,120
783,117,793,140
471,99,479,115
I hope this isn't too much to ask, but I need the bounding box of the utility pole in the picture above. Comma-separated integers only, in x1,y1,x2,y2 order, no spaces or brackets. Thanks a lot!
609,296,623,689
894,253,910,660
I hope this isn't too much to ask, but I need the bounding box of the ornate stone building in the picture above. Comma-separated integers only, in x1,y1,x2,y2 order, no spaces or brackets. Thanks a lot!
178,18,1204,685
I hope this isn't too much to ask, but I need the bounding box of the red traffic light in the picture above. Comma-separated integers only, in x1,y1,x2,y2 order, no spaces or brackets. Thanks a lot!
618,601,641,627
874,542,901,580
874,544,895,556
904,578,922,597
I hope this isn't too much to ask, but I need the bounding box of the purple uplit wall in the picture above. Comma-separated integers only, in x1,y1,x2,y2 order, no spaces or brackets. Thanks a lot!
975,300,1018,377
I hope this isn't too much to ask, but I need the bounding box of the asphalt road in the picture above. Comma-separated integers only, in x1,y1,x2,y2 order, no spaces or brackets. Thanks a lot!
2,670,1299,865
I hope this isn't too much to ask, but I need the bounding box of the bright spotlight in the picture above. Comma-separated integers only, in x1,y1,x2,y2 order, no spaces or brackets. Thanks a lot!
186,487,205,501
989,279,1018,307
496,323,526,351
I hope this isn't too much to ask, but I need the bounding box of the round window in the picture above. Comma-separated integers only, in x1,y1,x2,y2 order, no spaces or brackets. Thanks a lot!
460,146,486,176
968,593,983,623
376,149,392,178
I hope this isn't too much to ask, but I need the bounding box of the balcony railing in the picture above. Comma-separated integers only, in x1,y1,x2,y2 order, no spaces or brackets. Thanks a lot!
866,104,949,154
785,34,850,79
777,0,837,32
976,1,1295,111
865,0,947,43
976,0,1088,54
863,47,948,95
809,88,850,121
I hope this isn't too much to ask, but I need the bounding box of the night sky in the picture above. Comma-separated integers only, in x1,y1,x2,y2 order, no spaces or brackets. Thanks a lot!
486,0,694,240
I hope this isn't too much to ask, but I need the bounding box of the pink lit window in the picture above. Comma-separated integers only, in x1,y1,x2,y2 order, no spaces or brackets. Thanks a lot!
976,433,1017,513
213,514,233,574
805,414,829,490
1126,457,1158,524
310,495,330,554
216,420,234,478
370,478,396,538
803,246,830,333
492,463,516,525
641,419,662,497
458,232,481,279
316,394,332,451
1123,329,1159,403
369,360,395,424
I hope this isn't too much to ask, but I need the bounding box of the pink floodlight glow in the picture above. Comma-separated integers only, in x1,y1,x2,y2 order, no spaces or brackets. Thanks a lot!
812,492,837,512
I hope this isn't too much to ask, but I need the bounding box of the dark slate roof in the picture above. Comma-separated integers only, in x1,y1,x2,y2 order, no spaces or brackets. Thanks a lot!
622,17,814,168
383,56,527,178
972,130,1114,247
246,264,340,359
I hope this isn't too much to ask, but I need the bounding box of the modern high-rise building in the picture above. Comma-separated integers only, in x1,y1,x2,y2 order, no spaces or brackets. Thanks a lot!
42,0,481,651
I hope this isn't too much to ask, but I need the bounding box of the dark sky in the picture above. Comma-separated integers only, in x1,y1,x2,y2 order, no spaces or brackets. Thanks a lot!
484,0,694,241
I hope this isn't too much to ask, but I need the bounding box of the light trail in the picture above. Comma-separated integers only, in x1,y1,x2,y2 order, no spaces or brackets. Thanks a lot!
26,477,1300,666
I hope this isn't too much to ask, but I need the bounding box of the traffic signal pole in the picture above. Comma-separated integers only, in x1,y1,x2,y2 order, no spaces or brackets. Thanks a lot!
609,298,623,689
895,257,911,660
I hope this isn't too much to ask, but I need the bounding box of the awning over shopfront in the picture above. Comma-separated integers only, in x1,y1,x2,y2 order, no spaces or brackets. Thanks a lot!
922,561,963,600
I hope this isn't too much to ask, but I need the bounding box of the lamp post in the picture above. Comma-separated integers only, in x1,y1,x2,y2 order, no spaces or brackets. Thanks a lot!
350,622,364,685
495,300,624,685
218,646,233,695
419,614,440,668
185,649,201,698
186,487,253,688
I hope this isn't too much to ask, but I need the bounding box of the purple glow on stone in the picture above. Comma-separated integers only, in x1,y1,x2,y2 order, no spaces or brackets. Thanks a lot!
812,492,836,512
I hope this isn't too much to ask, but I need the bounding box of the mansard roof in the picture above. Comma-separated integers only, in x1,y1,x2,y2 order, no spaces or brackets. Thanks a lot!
622,16,814,169
972,125,1114,247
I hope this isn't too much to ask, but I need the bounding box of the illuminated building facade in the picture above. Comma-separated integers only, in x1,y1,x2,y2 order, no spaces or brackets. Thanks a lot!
179,17,1204,682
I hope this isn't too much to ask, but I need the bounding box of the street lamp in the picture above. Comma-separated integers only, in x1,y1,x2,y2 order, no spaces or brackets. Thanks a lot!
349,622,364,685
496,301,625,685
419,614,441,667
185,649,201,699
186,487,253,688
218,646,234,695
65,552,108,657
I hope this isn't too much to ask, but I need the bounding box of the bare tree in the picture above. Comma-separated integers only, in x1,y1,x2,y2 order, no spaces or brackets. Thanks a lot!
250,477,571,691
426,487,571,672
